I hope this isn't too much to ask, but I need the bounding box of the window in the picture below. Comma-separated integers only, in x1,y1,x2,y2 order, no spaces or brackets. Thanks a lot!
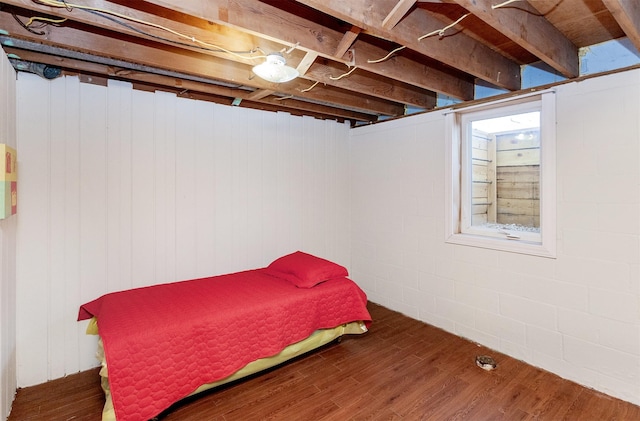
445,91,556,257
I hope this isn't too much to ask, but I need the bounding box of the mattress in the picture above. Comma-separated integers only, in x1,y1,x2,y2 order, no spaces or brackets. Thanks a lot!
78,252,372,421
94,321,368,421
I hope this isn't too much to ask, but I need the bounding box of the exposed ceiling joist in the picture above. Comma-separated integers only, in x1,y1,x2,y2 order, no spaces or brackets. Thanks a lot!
293,0,521,90
334,26,361,58
0,9,406,116
602,0,640,52
0,0,636,123
0,13,400,117
139,0,473,99
295,52,319,75
1,0,413,110
348,39,474,100
3,0,288,66
451,0,579,78
305,60,436,109
141,0,347,62
382,0,418,29
6,46,376,122
246,89,276,101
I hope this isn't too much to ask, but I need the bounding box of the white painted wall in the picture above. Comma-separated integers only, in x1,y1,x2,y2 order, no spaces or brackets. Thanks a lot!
0,49,17,421
15,74,350,387
350,69,640,405
11,66,640,408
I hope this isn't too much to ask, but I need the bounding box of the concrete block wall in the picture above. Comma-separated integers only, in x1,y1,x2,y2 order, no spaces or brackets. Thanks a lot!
349,69,640,405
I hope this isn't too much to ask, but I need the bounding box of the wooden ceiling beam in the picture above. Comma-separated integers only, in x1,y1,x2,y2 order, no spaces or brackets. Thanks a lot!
245,89,276,100
602,0,640,53
383,0,418,29
452,0,579,78
0,0,293,66
350,39,473,100
141,0,474,99
217,99,349,123
141,0,346,60
4,47,377,122
254,95,375,121
304,61,436,109
296,52,319,75
294,54,437,108
2,0,420,112
334,26,361,58
349,39,473,100
293,0,521,91
0,11,402,116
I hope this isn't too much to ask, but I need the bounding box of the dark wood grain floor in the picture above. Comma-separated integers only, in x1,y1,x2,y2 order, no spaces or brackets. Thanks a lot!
9,302,640,420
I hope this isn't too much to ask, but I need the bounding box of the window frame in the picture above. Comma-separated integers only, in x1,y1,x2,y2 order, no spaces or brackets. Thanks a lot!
444,91,557,258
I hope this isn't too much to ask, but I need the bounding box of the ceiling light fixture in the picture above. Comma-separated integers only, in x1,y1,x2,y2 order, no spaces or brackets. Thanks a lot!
252,53,299,83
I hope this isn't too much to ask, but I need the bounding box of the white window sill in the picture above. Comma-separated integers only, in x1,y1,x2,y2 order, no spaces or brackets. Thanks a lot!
446,232,556,258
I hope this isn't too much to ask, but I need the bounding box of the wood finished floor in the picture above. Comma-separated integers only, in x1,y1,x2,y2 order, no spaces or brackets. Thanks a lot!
9,302,640,421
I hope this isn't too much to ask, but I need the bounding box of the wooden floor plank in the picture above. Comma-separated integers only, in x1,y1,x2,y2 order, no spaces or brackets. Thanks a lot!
8,302,640,420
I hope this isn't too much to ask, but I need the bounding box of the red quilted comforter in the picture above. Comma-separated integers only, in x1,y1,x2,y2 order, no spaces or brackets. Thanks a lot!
78,268,371,421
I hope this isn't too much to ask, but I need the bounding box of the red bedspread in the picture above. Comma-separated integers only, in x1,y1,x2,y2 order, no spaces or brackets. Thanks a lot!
78,269,371,421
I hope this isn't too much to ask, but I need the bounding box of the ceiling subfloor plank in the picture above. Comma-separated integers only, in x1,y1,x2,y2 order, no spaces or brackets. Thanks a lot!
602,0,640,52
452,0,579,78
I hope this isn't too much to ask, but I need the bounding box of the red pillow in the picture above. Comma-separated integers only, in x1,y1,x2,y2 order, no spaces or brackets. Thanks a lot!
266,251,348,288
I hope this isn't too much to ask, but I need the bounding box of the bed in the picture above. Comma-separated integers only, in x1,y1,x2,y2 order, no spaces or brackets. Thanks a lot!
77,251,372,421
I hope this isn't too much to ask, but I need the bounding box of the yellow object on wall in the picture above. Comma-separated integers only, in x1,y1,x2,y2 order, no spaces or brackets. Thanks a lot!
0,145,17,219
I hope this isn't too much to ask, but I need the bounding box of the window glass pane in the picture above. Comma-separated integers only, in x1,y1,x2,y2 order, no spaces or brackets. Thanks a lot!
468,111,540,234
446,91,556,257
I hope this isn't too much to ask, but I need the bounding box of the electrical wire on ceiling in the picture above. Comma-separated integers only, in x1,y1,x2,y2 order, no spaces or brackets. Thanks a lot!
492,0,523,8
82,8,262,56
12,14,43,35
329,66,358,81
300,81,320,93
21,14,67,27
367,46,406,64
366,12,469,65
418,13,470,41
19,0,525,88
364,0,525,66
358,12,470,66
30,0,267,60
11,13,65,35
59,0,72,12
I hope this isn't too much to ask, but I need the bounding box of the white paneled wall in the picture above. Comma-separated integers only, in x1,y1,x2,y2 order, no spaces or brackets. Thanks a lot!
15,74,350,387
350,69,640,405
12,65,640,409
0,49,18,420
